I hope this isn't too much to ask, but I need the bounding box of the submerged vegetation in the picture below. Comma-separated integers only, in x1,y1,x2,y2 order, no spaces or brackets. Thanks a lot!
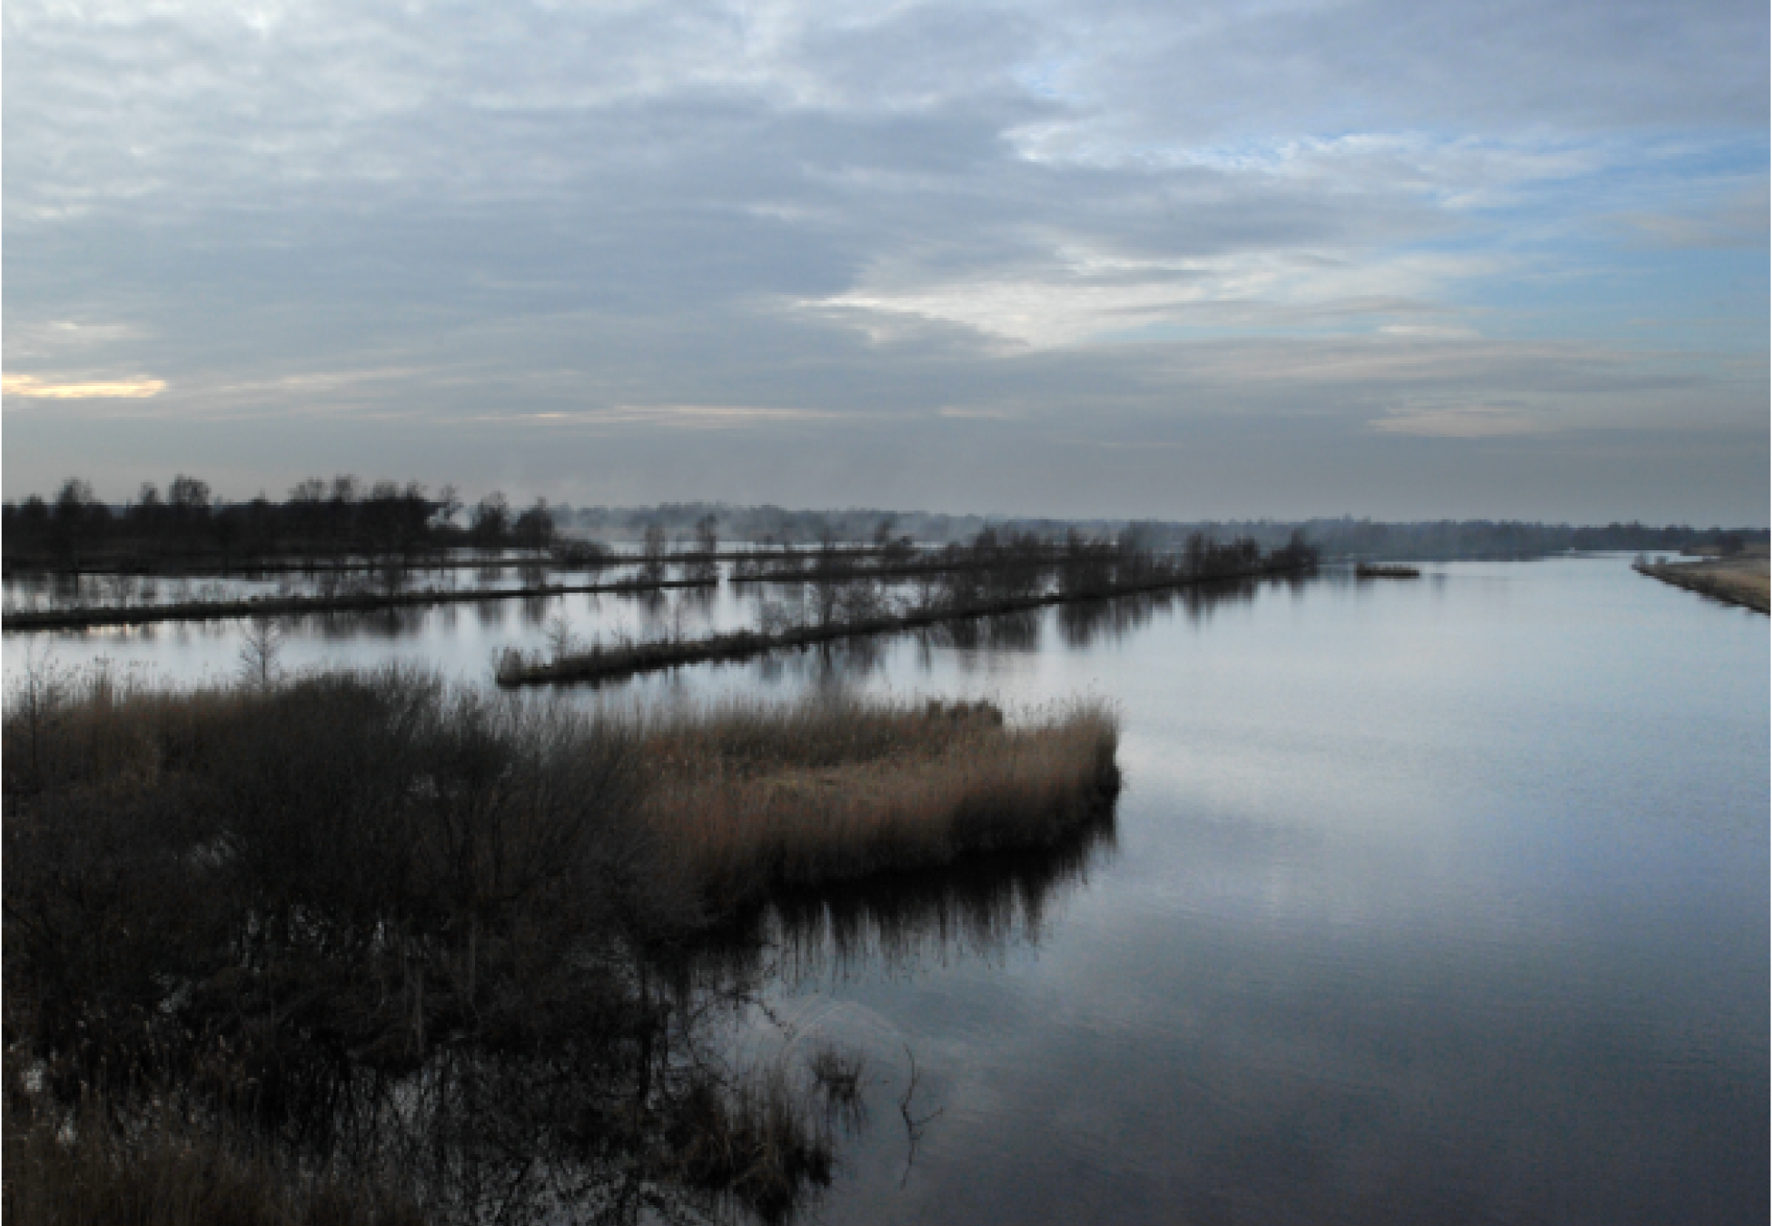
3,661,1118,1223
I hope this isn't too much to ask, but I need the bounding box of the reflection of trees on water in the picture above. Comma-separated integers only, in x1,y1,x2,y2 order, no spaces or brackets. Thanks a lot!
232,953,848,1226
194,815,1115,1225
475,599,510,630
727,636,893,688
519,594,554,627
1054,575,1309,647
702,805,1118,988
305,607,434,641
636,588,672,637
924,609,1042,654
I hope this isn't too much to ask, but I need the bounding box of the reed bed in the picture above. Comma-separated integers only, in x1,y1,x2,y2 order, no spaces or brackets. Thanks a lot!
633,696,1120,916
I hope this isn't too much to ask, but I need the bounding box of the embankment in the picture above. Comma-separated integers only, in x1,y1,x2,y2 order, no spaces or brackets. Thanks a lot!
2,576,715,632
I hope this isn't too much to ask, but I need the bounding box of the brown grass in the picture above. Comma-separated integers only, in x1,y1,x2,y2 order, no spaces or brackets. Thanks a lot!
1636,557,1770,614
630,695,1120,916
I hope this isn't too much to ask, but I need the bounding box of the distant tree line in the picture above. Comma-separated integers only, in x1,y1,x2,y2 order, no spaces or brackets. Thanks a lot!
7,477,1760,572
558,502,1763,558
1149,517,1766,561
2,474,561,571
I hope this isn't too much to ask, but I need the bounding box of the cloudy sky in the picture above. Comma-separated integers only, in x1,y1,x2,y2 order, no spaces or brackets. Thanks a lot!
4,0,1767,522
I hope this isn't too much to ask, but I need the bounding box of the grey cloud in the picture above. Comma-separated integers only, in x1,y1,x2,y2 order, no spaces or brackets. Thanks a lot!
3,0,1766,522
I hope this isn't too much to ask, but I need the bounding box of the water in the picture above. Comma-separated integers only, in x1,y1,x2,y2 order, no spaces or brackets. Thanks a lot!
5,556,1766,1223
0,560,653,612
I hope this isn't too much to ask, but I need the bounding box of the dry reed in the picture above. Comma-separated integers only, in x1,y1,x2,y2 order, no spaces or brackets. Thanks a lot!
631,694,1120,916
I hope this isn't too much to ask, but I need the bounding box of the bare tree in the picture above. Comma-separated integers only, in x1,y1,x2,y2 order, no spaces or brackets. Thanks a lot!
433,484,463,531
238,616,285,689
544,611,581,661
641,522,668,583
472,492,511,548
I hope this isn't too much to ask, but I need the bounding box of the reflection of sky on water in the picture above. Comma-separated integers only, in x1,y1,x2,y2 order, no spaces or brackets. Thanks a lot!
3,556,1765,1224
787,558,1767,1225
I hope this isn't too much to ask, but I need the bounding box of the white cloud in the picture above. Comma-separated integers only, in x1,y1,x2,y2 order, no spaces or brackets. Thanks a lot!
3,373,166,399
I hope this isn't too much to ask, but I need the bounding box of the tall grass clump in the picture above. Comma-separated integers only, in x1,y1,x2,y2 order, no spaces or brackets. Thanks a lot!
634,694,1120,916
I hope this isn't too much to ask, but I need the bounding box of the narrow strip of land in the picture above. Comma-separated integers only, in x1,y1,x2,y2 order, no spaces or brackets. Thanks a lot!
500,562,1308,685
1354,562,1421,578
2,576,716,631
3,544,897,578
3,551,552,576
1634,557,1770,614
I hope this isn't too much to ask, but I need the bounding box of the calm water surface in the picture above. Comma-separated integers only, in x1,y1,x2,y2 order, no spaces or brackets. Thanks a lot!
5,556,1766,1224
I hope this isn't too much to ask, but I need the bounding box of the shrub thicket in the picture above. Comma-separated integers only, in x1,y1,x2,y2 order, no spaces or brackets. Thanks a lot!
3,664,1119,1223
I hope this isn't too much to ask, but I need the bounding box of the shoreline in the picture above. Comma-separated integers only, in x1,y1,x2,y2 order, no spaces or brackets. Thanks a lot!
1634,557,1770,614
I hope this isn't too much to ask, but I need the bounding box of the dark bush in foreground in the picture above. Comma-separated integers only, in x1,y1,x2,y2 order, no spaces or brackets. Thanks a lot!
3,665,1120,1223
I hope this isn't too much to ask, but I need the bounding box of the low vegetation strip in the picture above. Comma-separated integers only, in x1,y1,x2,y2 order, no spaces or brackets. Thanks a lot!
1,575,716,631
1355,562,1421,578
1633,557,1770,614
2,550,553,577
501,560,1311,685
3,664,1118,1222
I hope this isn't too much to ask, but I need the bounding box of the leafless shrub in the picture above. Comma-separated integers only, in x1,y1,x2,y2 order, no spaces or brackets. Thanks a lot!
237,615,285,689
543,610,580,660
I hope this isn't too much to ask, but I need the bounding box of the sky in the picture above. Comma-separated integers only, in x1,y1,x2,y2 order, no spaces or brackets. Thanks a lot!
4,0,1767,524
